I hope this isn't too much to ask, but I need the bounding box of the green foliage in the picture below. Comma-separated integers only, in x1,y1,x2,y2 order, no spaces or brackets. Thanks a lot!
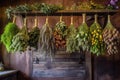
15,4,32,12
5,3,63,18
5,7,14,19
66,24,77,53
31,3,42,11
76,22,90,51
1,23,19,52
28,27,40,49
10,26,29,52
40,3,63,14
54,21,67,38
90,19,105,56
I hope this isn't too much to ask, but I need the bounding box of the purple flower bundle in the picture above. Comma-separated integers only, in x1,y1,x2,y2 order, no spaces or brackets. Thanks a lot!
108,0,119,9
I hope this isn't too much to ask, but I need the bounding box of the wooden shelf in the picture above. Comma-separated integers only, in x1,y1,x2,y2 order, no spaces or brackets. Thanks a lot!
12,9,119,16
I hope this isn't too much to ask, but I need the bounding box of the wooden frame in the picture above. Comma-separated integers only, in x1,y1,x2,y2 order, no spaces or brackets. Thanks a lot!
12,9,119,80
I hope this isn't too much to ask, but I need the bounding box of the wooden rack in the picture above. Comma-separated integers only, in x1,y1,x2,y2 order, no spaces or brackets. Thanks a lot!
12,10,119,16
12,9,119,80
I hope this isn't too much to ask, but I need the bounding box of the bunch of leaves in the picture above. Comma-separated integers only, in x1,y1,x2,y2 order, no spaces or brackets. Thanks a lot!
77,2,92,10
90,1,105,9
90,15,105,56
14,4,32,12
38,18,55,61
76,14,90,51
40,3,63,14
53,20,67,49
1,23,19,52
28,18,40,49
31,3,42,11
5,7,14,19
10,25,29,52
28,27,40,49
66,23,77,53
77,1,105,10
103,15,120,55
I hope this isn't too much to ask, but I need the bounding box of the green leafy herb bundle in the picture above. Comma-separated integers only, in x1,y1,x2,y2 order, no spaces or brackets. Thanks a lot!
6,4,32,19
28,18,40,49
10,18,29,52
90,14,105,56
76,14,90,51
40,3,63,14
66,16,77,53
1,17,19,52
15,4,32,12
103,15,120,55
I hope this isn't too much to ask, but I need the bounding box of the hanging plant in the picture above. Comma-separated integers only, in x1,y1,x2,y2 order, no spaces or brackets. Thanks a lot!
66,16,77,53
10,18,29,52
76,14,90,51
1,16,19,52
53,16,67,49
40,3,63,14
5,7,14,19
103,15,120,55
15,4,32,12
90,14,105,56
38,17,55,61
28,17,40,50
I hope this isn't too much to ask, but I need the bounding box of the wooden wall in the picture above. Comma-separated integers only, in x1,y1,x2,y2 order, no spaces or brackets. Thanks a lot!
0,0,120,80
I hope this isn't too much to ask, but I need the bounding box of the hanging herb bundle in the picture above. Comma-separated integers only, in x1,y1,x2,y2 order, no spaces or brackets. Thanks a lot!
1,16,19,52
10,18,29,52
28,18,40,50
90,14,105,56
40,3,63,14
76,14,90,51
5,7,14,19
66,16,77,53
103,15,119,55
15,4,32,12
38,17,54,60
53,16,67,49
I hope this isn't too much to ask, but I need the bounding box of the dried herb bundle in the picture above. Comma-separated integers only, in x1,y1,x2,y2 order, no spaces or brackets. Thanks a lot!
10,18,29,52
76,14,90,51
66,16,77,53
38,17,54,60
1,17,19,52
103,15,119,55
28,18,40,49
53,16,67,49
90,14,105,56
40,3,63,14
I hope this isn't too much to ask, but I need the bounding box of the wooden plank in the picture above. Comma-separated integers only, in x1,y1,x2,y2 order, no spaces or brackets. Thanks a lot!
85,51,92,80
33,62,85,68
12,10,119,16
32,68,86,77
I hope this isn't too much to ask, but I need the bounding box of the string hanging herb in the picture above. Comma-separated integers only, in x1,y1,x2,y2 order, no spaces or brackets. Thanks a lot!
10,18,29,52
28,17,40,50
76,13,90,51
53,16,67,49
1,16,19,52
66,16,77,53
90,14,105,56
103,15,120,55
38,17,55,61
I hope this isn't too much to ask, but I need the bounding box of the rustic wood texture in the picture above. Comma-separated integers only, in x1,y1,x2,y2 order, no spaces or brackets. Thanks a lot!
0,0,120,80
32,51,85,78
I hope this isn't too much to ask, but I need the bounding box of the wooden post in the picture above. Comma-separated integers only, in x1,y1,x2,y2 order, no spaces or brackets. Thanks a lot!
85,51,93,80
